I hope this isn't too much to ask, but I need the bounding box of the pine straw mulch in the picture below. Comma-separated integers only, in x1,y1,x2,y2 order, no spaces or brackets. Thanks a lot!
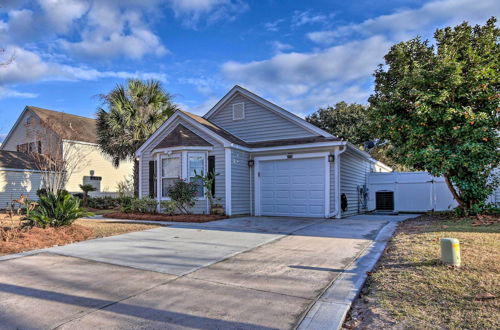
105,212,229,223
0,224,93,255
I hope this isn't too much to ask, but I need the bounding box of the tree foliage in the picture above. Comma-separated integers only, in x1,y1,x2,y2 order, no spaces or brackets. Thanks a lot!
96,79,178,195
306,102,371,146
369,17,500,211
306,102,410,170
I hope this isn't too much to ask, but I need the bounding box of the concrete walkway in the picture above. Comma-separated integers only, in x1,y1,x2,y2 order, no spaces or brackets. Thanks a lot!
0,215,418,329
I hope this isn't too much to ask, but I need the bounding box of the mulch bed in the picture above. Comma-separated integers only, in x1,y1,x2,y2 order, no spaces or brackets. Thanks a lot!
105,212,229,223
0,225,93,255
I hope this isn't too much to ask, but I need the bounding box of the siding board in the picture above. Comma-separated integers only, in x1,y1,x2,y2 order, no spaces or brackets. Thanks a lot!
340,149,372,216
140,118,226,213
231,149,250,215
209,94,317,142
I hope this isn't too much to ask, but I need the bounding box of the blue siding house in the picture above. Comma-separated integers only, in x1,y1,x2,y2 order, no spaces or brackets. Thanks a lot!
136,85,390,218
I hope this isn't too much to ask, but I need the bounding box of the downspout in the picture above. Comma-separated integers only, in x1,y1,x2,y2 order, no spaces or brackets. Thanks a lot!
328,144,347,218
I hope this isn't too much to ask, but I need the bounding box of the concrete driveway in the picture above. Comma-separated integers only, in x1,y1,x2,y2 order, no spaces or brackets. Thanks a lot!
0,215,417,329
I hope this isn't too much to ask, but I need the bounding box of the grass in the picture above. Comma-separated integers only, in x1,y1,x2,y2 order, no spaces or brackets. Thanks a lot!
75,219,160,238
345,213,500,330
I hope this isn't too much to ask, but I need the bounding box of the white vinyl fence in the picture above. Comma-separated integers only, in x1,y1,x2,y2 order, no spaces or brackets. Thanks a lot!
368,172,500,212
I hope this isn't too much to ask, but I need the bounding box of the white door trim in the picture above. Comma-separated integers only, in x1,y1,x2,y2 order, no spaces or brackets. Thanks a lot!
254,152,330,218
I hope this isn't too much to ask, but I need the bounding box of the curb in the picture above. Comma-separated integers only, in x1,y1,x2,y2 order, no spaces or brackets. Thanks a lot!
297,220,399,330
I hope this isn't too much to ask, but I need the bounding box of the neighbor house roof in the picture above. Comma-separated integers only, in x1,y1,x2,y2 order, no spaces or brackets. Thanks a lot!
27,106,97,144
0,150,38,170
153,124,212,149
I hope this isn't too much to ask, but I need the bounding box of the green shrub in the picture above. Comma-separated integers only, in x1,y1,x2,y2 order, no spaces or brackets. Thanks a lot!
130,197,158,213
117,196,134,213
160,200,176,216
87,196,119,209
167,179,198,214
27,191,91,228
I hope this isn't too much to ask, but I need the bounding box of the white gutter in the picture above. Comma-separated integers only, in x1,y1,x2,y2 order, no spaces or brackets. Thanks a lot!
328,145,347,218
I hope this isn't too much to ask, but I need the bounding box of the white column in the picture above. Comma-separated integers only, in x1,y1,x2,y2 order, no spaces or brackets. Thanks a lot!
225,148,232,216
156,153,161,212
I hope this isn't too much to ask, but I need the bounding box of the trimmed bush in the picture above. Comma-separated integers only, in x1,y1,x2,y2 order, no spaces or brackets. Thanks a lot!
130,197,158,213
160,200,176,216
167,180,198,214
87,196,119,209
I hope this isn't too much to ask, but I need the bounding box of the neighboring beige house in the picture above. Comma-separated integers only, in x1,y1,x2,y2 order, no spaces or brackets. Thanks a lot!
0,150,43,208
1,106,133,195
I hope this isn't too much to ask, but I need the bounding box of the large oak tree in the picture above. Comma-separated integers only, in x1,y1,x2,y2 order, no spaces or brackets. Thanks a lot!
369,18,500,212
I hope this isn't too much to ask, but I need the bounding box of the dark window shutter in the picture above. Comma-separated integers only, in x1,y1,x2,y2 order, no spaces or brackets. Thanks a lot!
149,161,156,198
37,141,42,154
208,155,215,196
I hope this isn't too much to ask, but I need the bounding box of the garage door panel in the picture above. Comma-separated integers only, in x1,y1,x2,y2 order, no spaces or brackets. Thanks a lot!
291,190,307,199
260,157,325,218
275,176,290,184
309,191,324,199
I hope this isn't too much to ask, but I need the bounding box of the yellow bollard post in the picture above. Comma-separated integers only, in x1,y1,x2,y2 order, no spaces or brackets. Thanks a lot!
440,238,461,267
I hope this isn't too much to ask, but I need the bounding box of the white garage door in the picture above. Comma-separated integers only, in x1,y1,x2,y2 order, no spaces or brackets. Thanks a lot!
259,157,325,217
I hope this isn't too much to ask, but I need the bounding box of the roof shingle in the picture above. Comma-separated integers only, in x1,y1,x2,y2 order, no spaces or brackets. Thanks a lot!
153,124,212,149
0,150,38,170
27,106,97,144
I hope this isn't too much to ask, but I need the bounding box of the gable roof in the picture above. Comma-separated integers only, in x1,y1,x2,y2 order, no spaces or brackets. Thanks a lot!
203,85,335,139
27,106,97,144
153,124,212,149
183,111,249,146
0,150,38,170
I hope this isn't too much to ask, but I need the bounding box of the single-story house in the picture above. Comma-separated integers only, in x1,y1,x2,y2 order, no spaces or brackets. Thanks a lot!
0,150,43,208
137,85,391,218
1,106,133,196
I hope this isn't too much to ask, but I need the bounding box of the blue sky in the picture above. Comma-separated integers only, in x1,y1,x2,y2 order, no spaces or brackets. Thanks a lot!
0,0,498,140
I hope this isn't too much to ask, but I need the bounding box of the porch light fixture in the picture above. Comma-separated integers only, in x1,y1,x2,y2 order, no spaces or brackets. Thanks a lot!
328,154,335,163
248,159,254,167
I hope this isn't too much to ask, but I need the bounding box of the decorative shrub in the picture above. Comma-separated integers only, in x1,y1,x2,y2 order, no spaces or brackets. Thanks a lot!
27,191,91,228
117,196,134,212
130,197,158,213
160,200,176,216
87,196,119,209
167,179,198,214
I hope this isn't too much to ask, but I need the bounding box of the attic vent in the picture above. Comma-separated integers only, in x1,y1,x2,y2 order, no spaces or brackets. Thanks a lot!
232,103,245,120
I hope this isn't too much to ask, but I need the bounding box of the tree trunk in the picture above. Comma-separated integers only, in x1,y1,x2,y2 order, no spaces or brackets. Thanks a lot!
133,159,139,198
443,173,466,209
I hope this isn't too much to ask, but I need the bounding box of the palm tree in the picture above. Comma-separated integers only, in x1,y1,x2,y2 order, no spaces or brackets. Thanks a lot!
96,79,178,196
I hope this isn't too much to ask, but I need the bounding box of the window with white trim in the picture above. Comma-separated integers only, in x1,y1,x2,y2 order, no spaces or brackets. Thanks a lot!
188,153,205,197
161,155,181,197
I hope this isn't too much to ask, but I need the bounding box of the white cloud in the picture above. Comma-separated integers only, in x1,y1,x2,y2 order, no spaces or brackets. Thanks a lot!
223,36,390,99
58,2,168,60
263,19,284,32
222,0,499,114
308,0,500,44
166,0,248,28
268,41,293,53
0,46,167,85
38,0,89,34
291,10,332,28
179,96,219,115
0,87,38,99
